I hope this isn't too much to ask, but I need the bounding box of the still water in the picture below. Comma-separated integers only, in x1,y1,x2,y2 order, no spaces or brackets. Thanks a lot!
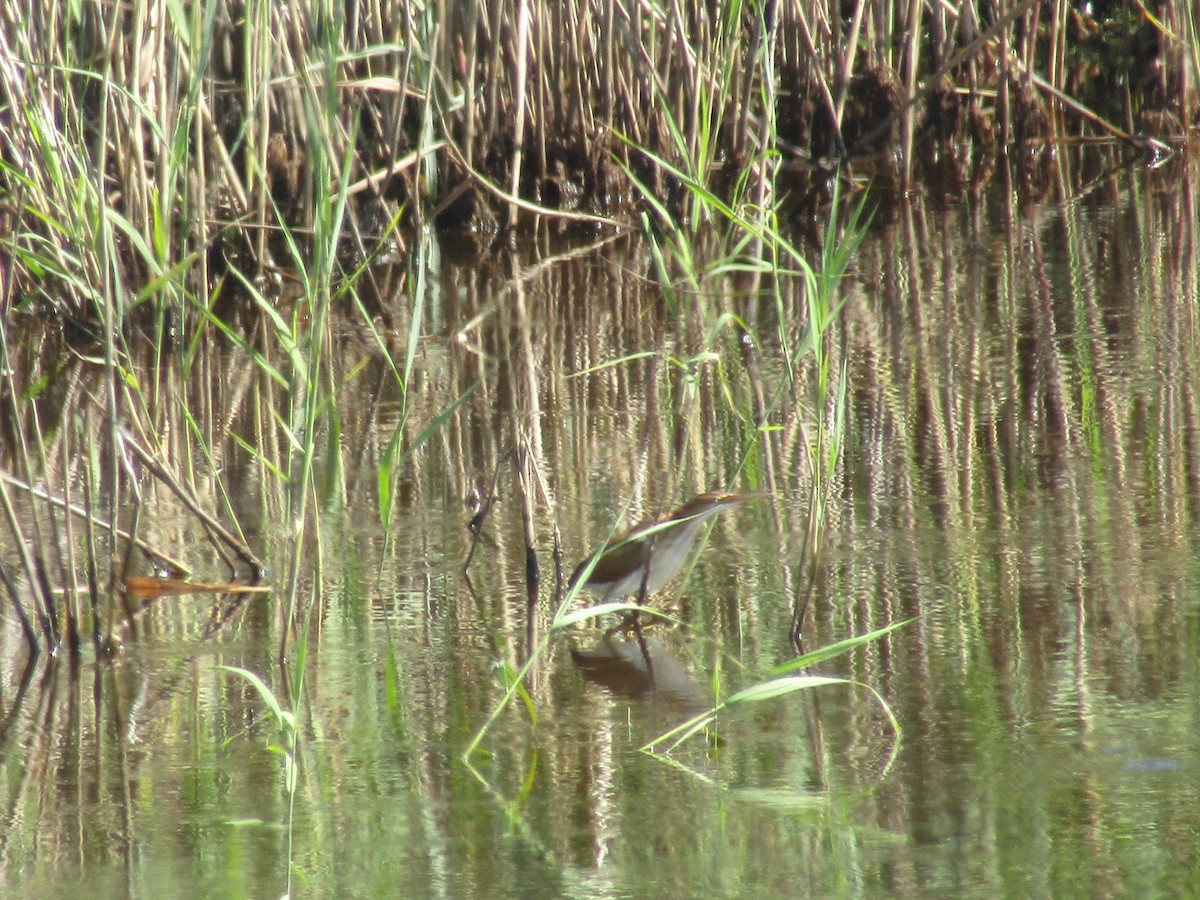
1,154,1198,897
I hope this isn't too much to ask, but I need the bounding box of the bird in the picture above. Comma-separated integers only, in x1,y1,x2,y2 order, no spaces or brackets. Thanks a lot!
568,490,761,606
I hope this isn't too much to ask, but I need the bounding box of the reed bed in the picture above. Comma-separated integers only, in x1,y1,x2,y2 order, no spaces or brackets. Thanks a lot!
0,0,1193,655
0,0,1195,864
0,138,1195,892
0,150,1194,892
2,2,1195,304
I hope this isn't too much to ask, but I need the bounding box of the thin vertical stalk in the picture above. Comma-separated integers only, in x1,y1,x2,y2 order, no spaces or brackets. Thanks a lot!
0,477,41,650
900,0,922,181
834,0,867,128
508,0,530,228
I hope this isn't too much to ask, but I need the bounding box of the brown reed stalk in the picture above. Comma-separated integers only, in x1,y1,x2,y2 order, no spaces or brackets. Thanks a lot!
507,0,530,228
834,0,867,128
900,0,923,181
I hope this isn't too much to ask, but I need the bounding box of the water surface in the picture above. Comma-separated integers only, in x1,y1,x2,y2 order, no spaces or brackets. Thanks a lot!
1,153,1198,897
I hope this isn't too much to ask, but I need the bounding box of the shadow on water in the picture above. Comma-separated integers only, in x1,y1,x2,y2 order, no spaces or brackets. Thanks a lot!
0,148,1199,895
571,632,711,713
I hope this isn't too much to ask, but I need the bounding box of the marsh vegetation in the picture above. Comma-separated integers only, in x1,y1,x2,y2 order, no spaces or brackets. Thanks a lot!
0,1,1198,895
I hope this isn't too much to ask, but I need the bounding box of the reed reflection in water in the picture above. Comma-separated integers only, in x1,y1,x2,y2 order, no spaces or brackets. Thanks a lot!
0,153,1198,897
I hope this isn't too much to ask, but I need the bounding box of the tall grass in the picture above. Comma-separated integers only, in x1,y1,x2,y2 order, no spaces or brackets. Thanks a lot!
465,32,877,761
0,0,455,658
0,131,1193,891
3,3,1193,317
0,4,1192,881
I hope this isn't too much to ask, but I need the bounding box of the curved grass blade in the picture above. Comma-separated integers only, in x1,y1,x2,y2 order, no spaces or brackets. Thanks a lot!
772,619,913,676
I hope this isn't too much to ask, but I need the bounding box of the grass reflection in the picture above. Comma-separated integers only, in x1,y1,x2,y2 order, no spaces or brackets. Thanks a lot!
0,153,1198,895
